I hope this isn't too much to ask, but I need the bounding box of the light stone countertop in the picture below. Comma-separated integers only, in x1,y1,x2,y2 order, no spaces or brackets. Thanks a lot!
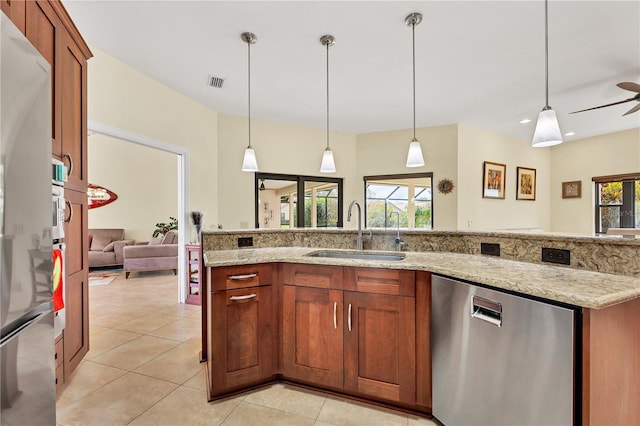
204,247,640,310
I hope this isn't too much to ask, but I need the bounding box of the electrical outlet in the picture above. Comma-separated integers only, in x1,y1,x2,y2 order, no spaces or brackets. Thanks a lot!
237,237,253,247
541,247,570,265
480,242,500,256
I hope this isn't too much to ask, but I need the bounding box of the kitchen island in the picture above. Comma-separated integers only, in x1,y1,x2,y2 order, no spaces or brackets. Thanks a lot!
201,242,640,425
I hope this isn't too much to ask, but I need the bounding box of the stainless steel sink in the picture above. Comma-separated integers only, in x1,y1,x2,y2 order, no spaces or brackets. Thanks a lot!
307,250,406,261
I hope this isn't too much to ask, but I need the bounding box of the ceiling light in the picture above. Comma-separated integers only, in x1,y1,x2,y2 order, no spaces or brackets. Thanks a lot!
519,118,532,124
532,0,562,148
241,32,259,172
405,13,425,168
564,132,575,136
320,35,337,174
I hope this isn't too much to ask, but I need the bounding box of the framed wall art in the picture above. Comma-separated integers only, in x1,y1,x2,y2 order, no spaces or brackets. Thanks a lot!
516,167,536,200
482,161,506,199
562,180,582,198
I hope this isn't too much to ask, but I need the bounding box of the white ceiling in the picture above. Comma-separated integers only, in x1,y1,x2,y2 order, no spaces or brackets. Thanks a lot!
64,1,640,142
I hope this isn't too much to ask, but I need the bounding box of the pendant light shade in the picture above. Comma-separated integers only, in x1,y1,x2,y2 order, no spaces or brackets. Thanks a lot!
241,32,259,172
532,0,562,148
320,35,336,173
405,13,425,168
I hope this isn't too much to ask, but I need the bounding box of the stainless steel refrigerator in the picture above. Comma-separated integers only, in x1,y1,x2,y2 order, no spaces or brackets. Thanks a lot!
0,12,55,426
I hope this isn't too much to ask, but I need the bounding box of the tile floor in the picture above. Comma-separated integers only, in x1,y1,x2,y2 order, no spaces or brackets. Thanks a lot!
56,270,438,426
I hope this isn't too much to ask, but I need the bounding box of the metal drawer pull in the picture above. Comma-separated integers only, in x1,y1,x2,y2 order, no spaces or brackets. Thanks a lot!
228,273,257,280
64,200,73,223
333,302,337,329
471,295,502,327
229,293,257,301
64,153,74,177
348,303,352,331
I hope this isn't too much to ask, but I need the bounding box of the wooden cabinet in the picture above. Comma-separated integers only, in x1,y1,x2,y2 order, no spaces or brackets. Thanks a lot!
207,264,275,398
185,245,201,305
54,335,64,394
280,263,427,409
282,285,343,388
62,188,89,379
1,0,26,34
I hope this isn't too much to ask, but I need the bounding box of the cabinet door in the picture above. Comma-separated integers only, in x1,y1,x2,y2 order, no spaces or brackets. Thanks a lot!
63,189,89,379
1,0,26,34
25,0,60,155
209,286,274,397
343,291,416,405
282,285,343,389
60,30,87,192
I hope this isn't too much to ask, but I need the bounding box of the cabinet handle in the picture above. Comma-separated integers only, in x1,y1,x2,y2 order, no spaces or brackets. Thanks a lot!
64,200,73,223
228,273,257,281
229,293,257,301
348,303,352,332
333,302,337,329
64,153,74,177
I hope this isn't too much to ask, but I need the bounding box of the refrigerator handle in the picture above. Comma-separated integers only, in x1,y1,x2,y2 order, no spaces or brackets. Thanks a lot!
471,296,502,327
0,311,49,347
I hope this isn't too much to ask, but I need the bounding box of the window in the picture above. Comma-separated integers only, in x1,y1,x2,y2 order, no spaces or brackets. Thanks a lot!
593,173,640,233
364,173,433,229
255,173,343,228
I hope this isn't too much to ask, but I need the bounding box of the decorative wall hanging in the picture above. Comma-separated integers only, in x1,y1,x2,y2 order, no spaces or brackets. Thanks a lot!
87,184,118,209
437,178,455,195
482,161,506,199
562,181,582,198
516,167,536,200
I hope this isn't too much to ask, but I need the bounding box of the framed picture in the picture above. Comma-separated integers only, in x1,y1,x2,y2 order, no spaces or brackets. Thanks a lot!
516,167,536,200
482,161,506,199
562,181,582,199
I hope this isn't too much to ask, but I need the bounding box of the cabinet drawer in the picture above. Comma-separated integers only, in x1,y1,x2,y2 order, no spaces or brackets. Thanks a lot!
55,363,64,394
282,263,343,289
55,336,63,368
344,267,415,296
210,264,272,291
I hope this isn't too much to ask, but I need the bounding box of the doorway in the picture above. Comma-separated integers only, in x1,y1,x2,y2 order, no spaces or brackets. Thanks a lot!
87,120,189,302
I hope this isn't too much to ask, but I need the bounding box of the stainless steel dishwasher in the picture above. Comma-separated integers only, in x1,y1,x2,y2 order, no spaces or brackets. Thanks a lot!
431,275,576,426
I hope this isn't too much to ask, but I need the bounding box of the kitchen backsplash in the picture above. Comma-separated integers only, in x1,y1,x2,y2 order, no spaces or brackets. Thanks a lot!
202,229,640,277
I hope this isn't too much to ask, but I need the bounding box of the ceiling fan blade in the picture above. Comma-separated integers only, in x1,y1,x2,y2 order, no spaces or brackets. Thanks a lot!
623,102,640,116
617,82,640,93
569,97,636,114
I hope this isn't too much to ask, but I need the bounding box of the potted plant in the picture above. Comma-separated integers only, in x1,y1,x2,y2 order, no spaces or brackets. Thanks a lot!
152,217,178,237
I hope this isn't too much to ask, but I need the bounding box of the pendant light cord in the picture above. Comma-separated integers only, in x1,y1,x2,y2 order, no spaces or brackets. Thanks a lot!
247,39,252,148
544,0,549,108
412,21,416,140
326,42,330,150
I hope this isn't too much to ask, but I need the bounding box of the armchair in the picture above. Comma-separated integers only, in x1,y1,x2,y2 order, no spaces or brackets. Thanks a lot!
88,229,135,268
123,230,178,278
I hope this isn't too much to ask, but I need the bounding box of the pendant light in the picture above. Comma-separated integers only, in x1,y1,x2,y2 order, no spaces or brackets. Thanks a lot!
241,32,259,171
320,35,336,174
405,13,425,168
532,0,562,147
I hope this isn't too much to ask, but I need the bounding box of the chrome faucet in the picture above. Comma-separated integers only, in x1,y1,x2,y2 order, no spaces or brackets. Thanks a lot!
389,211,405,251
347,200,371,250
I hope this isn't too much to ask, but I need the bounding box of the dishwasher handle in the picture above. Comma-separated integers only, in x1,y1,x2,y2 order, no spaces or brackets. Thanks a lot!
471,295,502,327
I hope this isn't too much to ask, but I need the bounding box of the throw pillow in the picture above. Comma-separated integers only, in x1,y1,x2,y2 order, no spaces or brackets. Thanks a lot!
149,237,163,245
103,241,116,252
91,235,112,251
161,231,177,245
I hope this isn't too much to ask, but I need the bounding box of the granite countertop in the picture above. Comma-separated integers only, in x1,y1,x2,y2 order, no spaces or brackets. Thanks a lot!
204,247,640,310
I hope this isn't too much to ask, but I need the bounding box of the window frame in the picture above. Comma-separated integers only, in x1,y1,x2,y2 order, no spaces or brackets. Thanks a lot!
593,172,640,234
363,172,434,230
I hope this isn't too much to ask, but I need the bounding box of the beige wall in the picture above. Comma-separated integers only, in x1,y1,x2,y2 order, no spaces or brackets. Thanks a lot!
87,48,219,235
217,114,358,229
356,125,459,230
550,128,640,234
88,134,177,242
457,125,551,231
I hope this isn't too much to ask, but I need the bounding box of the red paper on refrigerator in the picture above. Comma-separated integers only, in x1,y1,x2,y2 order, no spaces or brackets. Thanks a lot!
52,248,64,311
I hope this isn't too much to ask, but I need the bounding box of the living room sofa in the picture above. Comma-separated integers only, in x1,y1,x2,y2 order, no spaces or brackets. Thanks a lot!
123,230,178,278
88,229,135,268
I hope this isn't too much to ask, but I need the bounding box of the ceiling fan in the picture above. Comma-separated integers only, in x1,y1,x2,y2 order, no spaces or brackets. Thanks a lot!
570,82,640,116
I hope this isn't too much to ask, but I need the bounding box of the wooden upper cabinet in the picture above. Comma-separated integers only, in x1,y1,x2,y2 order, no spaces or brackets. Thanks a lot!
282,285,343,389
60,31,87,191
1,0,26,34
